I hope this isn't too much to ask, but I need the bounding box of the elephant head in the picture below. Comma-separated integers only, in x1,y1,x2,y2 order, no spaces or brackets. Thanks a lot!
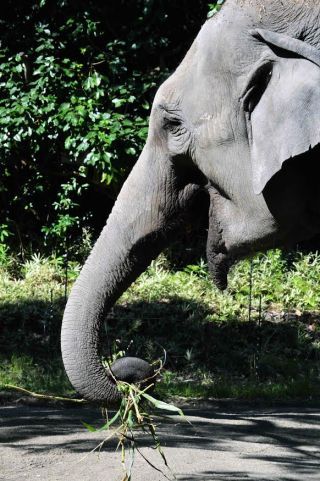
61,0,320,404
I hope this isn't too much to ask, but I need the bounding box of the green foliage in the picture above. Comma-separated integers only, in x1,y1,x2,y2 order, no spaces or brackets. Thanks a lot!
0,355,72,395
0,0,209,250
0,251,80,364
208,0,225,18
124,249,320,319
0,11,149,246
229,250,320,312
0,224,12,243
0,243,13,269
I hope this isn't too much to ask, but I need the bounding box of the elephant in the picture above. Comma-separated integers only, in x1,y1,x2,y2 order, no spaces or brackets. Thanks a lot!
61,0,320,405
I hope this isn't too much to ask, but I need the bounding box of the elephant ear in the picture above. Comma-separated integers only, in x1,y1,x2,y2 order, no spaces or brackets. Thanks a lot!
247,29,320,195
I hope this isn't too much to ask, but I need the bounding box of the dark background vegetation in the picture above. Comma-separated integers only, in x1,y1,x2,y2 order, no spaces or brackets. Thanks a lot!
0,0,212,256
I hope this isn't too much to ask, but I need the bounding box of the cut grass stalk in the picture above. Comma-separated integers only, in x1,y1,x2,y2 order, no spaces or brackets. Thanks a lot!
83,375,187,481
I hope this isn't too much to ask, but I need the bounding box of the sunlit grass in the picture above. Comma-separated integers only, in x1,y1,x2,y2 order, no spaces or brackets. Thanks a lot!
0,247,320,401
0,355,74,396
156,370,320,401
123,250,320,320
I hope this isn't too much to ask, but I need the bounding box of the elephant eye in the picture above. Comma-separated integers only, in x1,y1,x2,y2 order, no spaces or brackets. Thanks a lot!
242,62,273,115
162,113,184,134
163,115,182,133
157,103,185,134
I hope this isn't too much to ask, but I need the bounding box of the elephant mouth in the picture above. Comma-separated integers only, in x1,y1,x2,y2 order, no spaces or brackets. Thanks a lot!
207,250,231,291
206,185,232,291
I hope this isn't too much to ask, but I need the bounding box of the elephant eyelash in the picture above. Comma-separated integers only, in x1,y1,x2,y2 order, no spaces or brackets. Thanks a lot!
241,62,273,114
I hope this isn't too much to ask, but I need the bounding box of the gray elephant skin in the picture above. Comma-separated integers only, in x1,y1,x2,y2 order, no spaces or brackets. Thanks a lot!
61,0,320,405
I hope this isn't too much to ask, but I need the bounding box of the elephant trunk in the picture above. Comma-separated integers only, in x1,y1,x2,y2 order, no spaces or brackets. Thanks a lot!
61,142,202,404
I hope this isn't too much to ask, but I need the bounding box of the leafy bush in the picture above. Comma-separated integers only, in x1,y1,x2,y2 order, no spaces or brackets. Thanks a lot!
0,0,212,251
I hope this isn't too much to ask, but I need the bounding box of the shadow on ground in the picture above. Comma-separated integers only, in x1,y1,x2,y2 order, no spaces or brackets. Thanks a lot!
177,474,308,481
0,403,319,481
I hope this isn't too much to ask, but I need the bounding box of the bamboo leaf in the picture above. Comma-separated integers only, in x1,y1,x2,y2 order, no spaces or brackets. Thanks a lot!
81,421,97,432
141,393,184,415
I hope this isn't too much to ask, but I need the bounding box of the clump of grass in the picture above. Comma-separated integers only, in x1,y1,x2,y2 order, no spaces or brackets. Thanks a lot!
0,251,80,304
0,355,74,396
156,370,320,401
1,248,320,402
0,243,14,271
123,250,320,321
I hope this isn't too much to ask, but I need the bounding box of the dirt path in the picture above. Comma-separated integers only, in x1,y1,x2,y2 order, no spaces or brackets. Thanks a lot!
0,402,319,481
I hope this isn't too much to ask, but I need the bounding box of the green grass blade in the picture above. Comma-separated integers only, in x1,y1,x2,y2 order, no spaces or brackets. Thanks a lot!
81,421,97,432
98,410,121,431
141,392,183,415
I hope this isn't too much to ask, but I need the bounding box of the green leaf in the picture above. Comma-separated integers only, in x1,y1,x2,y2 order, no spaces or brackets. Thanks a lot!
141,393,184,415
127,409,134,428
81,421,97,432
101,172,113,185
98,410,121,431
126,147,136,156
112,98,123,108
13,132,21,142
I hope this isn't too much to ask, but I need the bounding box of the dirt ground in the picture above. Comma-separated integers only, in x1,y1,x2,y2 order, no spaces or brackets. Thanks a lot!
0,401,319,481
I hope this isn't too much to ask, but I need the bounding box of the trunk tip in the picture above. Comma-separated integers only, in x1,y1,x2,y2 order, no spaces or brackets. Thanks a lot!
110,356,156,386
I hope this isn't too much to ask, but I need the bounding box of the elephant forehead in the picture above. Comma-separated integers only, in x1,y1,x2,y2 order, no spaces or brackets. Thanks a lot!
198,7,261,68
155,11,261,126
182,22,259,119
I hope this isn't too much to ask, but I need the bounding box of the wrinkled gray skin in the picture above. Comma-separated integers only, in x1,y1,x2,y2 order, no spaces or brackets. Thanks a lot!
61,0,320,405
